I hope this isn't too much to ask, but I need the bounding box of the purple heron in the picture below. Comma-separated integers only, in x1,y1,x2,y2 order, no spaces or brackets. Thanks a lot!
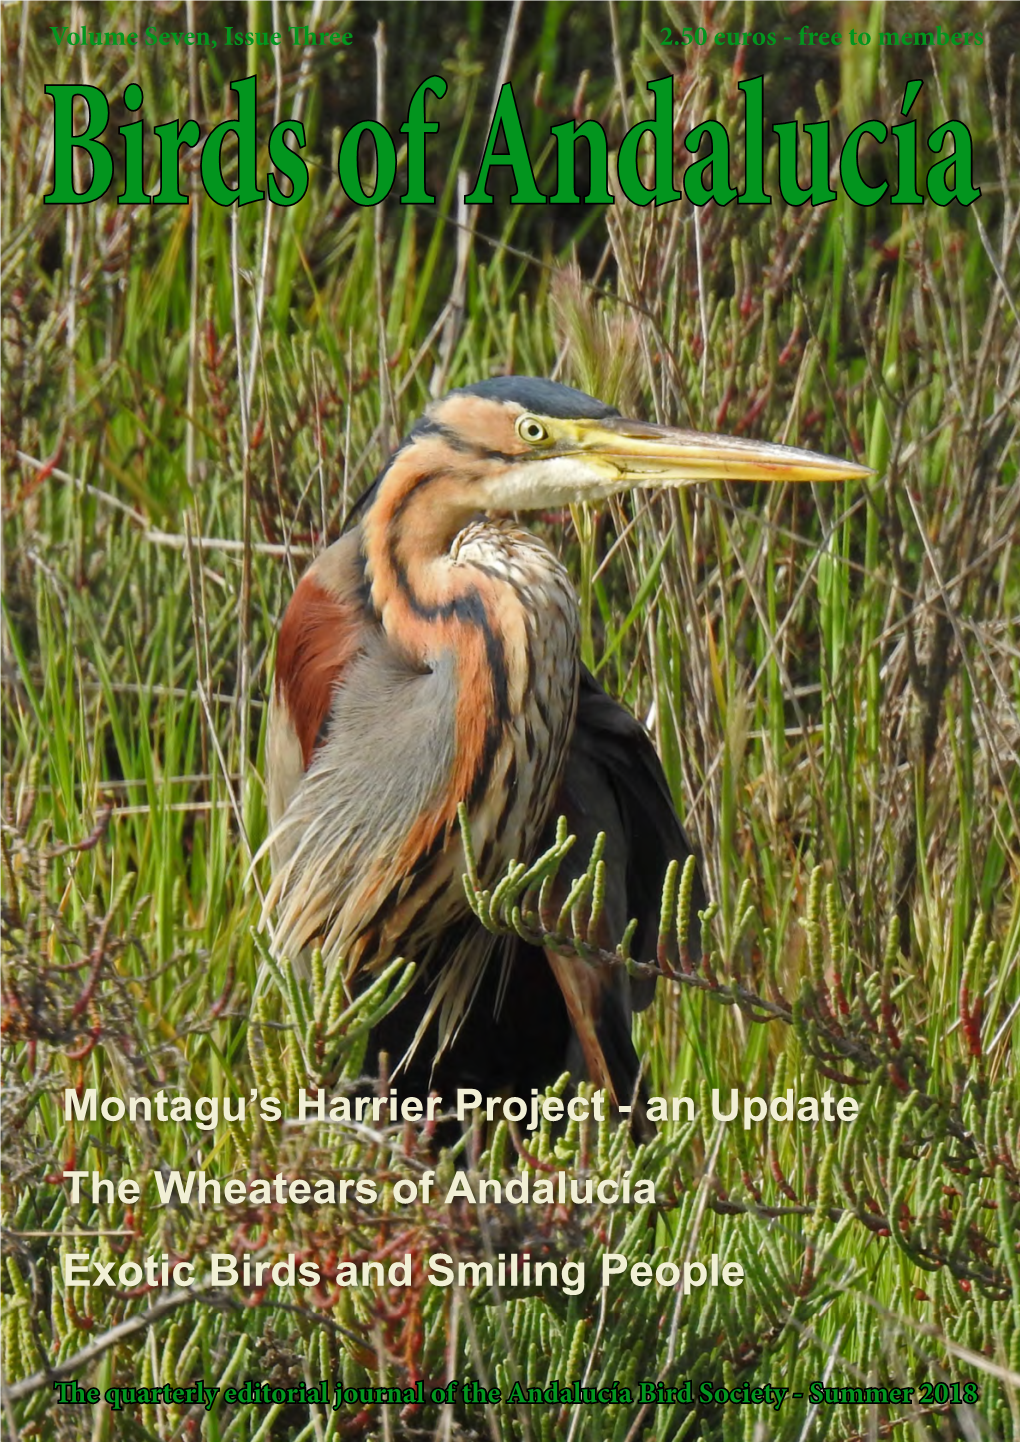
263,377,867,1106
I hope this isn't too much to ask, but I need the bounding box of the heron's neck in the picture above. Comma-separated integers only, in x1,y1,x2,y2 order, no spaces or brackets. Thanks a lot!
358,460,581,886
360,456,491,666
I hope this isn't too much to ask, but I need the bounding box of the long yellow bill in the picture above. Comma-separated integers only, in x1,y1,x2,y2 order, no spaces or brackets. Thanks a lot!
578,417,872,485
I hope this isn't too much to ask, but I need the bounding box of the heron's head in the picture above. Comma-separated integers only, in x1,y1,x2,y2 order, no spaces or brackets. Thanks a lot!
351,376,872,578
380,376,870,519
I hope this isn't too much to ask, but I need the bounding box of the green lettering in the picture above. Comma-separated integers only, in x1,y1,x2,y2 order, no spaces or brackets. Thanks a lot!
267,121,308,205
400,76,446,204
549,119,612,203
890,80,923,203
926,119,980,205
201,74,263,206
152,119,200,203
464,83,544,204
683,120,737,206
737,76,769,203
617,77,681,206
337,121,396,205
774,120,836,204
45,84,113,204
117,82,149,203
840,119,887,204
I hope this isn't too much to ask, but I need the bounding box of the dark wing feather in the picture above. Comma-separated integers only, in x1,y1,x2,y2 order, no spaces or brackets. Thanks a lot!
371,924,574,1100
532,666,705,1103
555,667,705,1004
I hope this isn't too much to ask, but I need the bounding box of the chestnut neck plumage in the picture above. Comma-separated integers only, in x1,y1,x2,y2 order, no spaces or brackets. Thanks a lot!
357,441,582,886
359,441,490,668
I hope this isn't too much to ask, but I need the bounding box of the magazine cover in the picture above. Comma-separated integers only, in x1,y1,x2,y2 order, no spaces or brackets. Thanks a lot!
2,3,1017,1438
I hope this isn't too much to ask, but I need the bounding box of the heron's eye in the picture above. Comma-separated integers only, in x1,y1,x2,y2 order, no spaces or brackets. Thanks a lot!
516,415,549,446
